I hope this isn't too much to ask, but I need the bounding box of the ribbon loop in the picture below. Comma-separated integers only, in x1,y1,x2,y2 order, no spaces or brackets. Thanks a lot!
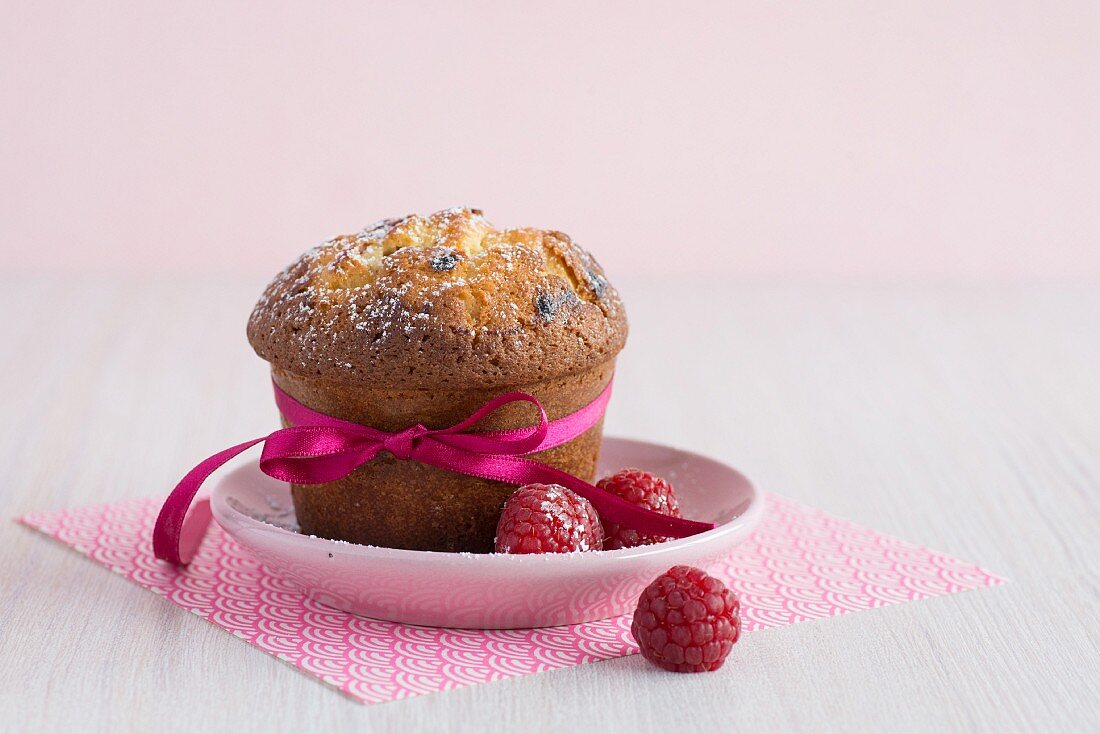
153,376,715,566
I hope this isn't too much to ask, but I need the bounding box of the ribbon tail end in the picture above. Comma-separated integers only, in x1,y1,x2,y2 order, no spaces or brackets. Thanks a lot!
173,497,212,565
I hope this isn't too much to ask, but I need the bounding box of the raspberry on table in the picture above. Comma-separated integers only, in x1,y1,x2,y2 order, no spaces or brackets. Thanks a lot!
596,468,682,550
631,565,741,673
494,483,604,554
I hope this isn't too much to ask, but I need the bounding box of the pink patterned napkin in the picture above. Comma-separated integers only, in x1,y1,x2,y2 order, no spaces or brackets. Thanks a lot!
17,495,1003,704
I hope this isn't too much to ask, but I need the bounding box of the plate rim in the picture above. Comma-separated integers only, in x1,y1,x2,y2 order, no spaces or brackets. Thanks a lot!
210,435,765,566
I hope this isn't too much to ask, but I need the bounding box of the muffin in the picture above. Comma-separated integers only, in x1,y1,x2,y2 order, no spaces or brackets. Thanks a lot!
247,207,628,553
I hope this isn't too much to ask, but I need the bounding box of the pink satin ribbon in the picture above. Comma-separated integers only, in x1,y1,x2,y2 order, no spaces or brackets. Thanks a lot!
153,378,715,564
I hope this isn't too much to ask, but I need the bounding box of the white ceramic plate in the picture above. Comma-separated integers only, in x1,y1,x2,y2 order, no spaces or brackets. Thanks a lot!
210,437,763,629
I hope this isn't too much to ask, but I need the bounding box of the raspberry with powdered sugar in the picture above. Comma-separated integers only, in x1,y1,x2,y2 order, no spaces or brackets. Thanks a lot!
494,483,604,554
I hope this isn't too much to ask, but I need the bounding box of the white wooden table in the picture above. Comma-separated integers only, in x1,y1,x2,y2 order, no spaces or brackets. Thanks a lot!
2,275,1097,732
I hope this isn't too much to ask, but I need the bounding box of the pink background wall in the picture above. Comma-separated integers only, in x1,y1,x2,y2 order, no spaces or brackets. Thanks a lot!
2,1,1098,280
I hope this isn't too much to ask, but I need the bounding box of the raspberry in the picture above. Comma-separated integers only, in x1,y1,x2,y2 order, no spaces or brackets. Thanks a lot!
596,468,682,550
631,565,741,673
494,483,604,554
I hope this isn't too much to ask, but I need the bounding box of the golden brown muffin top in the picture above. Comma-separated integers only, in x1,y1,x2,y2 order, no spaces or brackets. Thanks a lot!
247,207,628,388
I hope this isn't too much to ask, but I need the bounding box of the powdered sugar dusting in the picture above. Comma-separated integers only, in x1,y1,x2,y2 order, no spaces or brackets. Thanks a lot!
246,207,626,384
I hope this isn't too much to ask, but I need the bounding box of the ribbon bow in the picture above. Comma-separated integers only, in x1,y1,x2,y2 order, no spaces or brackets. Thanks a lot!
153,378,715,564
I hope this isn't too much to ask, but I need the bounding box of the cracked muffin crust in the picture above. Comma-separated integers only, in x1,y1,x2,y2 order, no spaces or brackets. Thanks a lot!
247,207,627,389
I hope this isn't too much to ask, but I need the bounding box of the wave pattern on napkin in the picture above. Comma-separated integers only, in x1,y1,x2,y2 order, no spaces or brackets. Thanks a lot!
17,495,1003,705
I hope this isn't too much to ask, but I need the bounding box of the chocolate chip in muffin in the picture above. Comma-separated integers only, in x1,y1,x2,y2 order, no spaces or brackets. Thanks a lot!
586,270,607,299
429,248,460,272
535,291,559,321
